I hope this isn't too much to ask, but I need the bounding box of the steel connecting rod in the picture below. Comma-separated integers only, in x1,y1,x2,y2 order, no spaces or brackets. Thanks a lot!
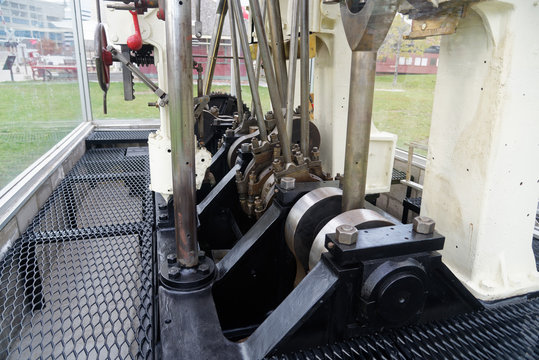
230,0,268,139
228,0,244,122
300,0,310,156
248,0,292,163
267,0,288,105
165,0,199,267
285,0,300,138
252,0,267,112
203,0,227,95
339,0,398,211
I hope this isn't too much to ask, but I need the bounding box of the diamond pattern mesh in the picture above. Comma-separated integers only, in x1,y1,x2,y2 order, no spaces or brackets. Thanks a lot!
85,130,153,145
0,148,154,359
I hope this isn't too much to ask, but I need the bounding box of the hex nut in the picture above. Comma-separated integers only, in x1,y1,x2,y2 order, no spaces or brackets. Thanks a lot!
280,177,296,190
166,253,177,264
168,267,181,279
241,143,251,152
198,263,210,275
412,216,436,234
336,224,358,245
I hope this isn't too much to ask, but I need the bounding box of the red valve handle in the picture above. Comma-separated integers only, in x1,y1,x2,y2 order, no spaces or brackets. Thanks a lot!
127,10,143,51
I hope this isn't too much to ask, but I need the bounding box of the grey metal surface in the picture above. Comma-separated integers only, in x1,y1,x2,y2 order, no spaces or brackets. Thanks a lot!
86,130,153,144
0,147,154,359
166,0,199,267
284,187,342,270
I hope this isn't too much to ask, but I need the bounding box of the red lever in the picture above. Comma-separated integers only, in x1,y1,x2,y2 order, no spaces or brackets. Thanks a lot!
127,10,143,51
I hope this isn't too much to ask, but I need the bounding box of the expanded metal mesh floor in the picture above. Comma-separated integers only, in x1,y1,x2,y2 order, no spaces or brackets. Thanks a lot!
0,148,154,359
270,297,539,360
85,130,153,145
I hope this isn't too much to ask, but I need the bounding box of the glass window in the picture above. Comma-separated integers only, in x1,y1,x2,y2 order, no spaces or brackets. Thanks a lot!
0,0,84,190
374,14,441,156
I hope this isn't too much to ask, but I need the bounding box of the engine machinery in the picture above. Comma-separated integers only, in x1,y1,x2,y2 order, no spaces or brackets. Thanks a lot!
90,0,538,358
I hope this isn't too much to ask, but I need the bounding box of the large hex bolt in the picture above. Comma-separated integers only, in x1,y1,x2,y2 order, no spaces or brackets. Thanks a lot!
412,216,436,234
280,177,296,190
336,224,358,245
241,143,251,153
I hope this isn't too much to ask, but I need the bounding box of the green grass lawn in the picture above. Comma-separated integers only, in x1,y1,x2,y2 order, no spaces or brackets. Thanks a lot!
0,75,433,189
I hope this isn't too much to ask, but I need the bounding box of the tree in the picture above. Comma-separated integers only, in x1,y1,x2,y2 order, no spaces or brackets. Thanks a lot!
37,38,60,56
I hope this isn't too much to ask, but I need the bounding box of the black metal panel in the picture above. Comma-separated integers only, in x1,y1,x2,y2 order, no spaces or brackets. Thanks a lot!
85,130,154,145
268,297,539,360
0,147,154,359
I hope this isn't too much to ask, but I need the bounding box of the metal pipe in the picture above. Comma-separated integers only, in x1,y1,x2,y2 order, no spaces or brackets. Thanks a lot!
342,51,377,212
285,0,300,138
228,0,244,122
300,0,310,155
248,0,292,163
230,0,268,139
165,0,199,267
266,0,288,104
203,0,227,95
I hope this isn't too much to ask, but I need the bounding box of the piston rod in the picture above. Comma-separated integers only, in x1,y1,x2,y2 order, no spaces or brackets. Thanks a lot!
285,0,300,138
230,0,268,139
300,0,310,155
203,0,227,95
266,0,288,104
228,0,244,122
165,0,199,267
249,0,292,163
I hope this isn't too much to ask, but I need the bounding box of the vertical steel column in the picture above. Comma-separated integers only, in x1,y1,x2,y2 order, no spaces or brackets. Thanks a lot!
166,0,199,267
300,0,310,155
228,0,244,121
249,0,292,163
341,51,376,212
203,0,227,95
285,0,300,138
230,0,268,139
266,0,288,104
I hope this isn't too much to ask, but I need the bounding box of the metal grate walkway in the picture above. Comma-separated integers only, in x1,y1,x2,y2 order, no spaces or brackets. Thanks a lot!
270,297,539,360
0,147,154,359
85,130,154,145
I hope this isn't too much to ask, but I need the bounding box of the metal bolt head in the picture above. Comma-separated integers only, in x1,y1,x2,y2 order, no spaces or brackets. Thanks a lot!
198,250,206,260
168,267,181,279
225,129,234,138
265,111,274,120
280,177,296,190
241,143,251,152
166,253,177,264
199,263,210,275
336,224,358,245
412,216,436,234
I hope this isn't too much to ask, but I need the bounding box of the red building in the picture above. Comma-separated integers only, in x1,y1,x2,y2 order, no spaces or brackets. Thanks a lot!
376,46,439,75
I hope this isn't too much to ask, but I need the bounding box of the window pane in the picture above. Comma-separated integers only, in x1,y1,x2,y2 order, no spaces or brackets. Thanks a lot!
374,14,441,157
0,0,83,190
